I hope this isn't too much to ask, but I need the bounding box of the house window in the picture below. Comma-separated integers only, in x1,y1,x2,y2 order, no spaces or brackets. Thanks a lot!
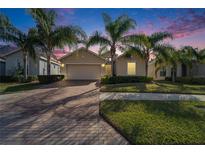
160,67,166,77
127,62,136,75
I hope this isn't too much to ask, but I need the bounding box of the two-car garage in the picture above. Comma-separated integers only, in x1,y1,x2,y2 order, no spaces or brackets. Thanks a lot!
66,64,102,80
60,48,105,80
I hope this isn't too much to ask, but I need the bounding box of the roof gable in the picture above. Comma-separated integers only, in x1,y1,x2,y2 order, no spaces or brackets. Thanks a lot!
60,47,105,64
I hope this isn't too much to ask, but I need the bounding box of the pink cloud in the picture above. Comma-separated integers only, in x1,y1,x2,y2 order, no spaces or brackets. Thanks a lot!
159,10,205,39
128,21,159,36
53,48,70,59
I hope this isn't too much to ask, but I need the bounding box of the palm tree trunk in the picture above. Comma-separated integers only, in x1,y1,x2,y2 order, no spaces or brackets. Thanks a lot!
23,53,28,80
145,59,149,77
172,67,176,83
172,73,175,83
47,54,51,75
111,46,116,77
111,59,116,77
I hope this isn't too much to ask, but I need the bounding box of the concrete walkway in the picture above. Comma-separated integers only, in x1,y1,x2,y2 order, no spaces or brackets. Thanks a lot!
100,92,205,101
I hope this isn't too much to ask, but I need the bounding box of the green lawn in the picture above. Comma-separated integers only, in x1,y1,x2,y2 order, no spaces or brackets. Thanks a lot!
100,100,205,144
0,82,40,94
100,82,205,94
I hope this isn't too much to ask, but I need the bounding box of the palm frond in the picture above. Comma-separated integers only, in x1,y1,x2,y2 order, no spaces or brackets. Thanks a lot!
87,31,111,48
0,13,25,46
179,46,199,68
51,25,86,48
115,15,136,40
149,32,173,45
125,45,146,59
29,8,56,36
198,49,205,62
154,44,175,61
121,34,149,47
102,13,112,27
98,45,109,56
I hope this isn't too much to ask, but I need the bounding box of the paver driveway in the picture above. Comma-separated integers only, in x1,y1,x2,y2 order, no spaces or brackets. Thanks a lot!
0,80,128,145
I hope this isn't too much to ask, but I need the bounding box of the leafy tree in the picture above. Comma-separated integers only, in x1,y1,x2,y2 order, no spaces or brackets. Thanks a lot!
0,14,37,80
29,9,86,75
87,13,137,76
124,32,173,76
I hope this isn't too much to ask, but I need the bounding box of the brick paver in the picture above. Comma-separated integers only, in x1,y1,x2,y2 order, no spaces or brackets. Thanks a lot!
0,81,128,145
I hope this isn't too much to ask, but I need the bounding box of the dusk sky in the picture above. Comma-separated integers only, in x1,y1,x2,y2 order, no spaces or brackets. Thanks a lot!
1,8,205,57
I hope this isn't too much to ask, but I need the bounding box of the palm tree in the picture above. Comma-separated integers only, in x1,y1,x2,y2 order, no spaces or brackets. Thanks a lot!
87,13,137,76
29,9,86,75
124,32,173,76
179,46,199,77
155,49,180,82
197,48,205,63
0,14,37,80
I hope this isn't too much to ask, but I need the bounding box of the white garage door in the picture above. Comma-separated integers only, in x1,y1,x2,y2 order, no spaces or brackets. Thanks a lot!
67,64,101,80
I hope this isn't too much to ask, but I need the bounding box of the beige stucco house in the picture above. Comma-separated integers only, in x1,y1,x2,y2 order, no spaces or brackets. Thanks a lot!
60,48,146,80
116,53,146,76
148,60,205,80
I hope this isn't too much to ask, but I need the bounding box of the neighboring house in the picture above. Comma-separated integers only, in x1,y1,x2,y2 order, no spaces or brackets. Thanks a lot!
3,48,61,76
0,57,5,76
60,47,146,80
148,60,205,80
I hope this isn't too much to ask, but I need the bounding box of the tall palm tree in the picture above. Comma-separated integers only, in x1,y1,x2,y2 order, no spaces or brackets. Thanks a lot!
124,32,173,76
87,13,137,76
0,14,37,80
29,9,86,75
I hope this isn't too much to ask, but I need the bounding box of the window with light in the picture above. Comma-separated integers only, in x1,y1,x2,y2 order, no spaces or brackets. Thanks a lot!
127,62,136,75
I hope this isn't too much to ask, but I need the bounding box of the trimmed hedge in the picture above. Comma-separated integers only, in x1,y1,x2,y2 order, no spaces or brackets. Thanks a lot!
0,76,17,82
27,76,38,82
38,75,64,84
101,75,153,84
165,77,205,84
165,77,172,81
0,75,37,83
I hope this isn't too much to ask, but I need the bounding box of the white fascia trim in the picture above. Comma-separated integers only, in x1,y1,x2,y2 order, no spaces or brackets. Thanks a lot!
0,59,5,62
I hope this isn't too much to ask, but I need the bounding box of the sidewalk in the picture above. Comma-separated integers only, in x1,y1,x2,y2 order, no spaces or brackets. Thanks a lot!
100,92,205,101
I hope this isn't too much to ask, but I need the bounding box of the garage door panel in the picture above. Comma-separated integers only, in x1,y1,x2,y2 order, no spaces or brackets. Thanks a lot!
67,64,101,80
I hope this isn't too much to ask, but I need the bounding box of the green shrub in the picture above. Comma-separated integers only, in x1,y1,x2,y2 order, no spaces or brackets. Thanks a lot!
165,77,172,81
176,77,205,84
165,77,205,84
0,76,18,82
27,76,38,82
101,75,153,84
0,75,38,83
38,75,64,84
